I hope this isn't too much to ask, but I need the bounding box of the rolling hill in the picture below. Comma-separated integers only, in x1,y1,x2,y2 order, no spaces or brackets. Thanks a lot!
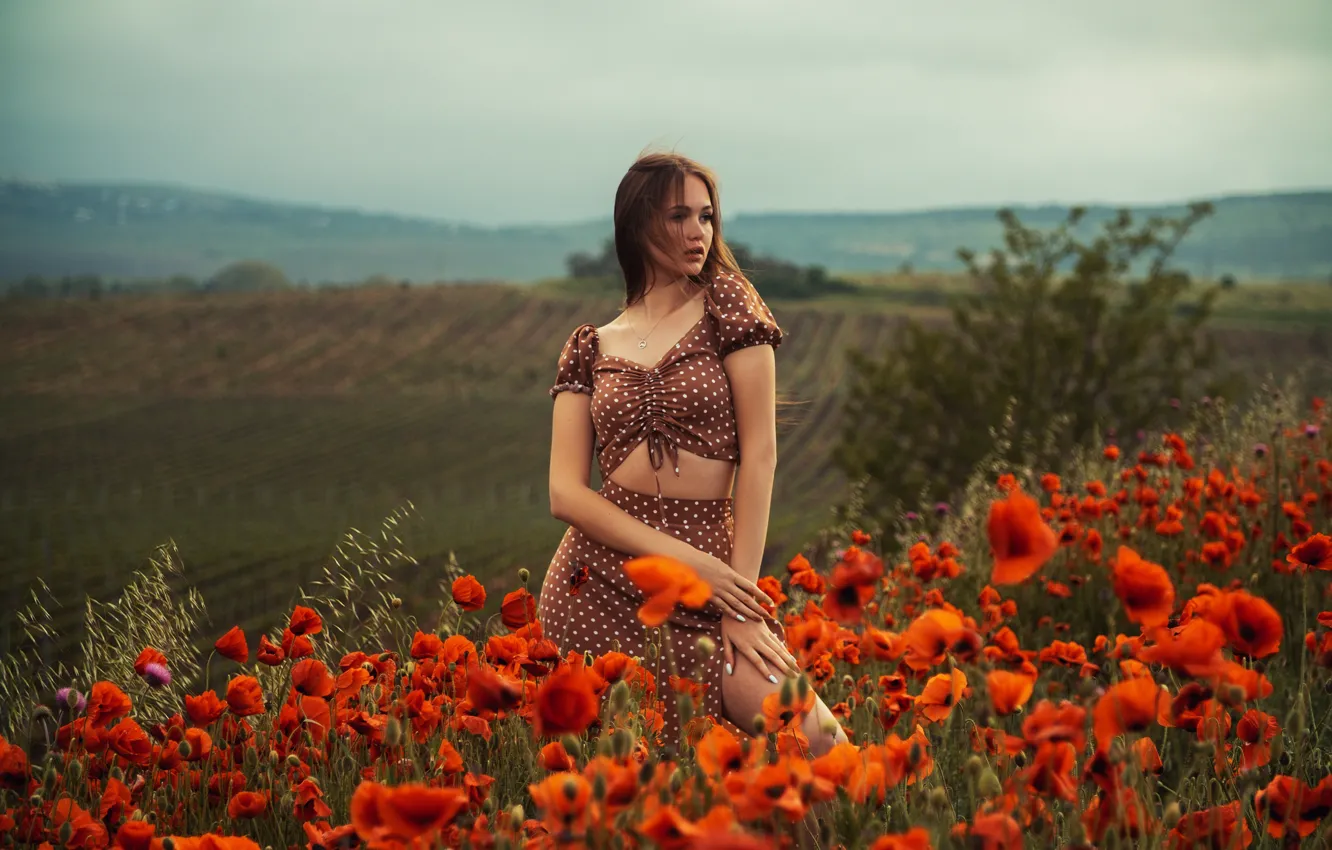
2,178,1330,284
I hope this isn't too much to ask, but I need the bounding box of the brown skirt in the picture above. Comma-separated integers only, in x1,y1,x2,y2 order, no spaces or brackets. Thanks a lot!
536,479,782,746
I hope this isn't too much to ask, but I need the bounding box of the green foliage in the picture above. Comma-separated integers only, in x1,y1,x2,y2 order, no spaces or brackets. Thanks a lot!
834,203,1234,519
564,236,859,299
206,259,292,292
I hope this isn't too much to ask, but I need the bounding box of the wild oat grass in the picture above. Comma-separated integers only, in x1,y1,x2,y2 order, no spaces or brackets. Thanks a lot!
1,379,1330,849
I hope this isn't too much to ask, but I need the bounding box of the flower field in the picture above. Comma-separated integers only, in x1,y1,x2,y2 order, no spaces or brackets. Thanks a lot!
1,386,1331,849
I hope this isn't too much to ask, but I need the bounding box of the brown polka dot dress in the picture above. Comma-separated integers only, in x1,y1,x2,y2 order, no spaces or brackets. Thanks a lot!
538,270,786,747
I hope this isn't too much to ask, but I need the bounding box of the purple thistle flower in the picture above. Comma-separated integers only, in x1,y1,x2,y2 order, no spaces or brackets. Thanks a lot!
1169,397,1181,409
1136,429,1147,443
1253,443,1269,458
934,501,950,517
904,511,920,522
143,663,171,688
56,687,86,713
1200,396,1212,407
1305,423,1320,439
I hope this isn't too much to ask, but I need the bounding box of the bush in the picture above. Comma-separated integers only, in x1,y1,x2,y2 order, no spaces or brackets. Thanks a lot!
206,260,293,293
834,203,1234,521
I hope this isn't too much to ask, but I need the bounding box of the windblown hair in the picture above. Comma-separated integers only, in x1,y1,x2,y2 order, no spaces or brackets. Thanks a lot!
612,149,744,308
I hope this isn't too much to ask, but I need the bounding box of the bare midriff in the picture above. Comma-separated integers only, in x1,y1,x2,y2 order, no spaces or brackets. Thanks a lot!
606,442,736,501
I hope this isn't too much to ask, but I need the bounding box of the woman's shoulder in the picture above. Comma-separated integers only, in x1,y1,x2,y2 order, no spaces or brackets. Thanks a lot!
704,269,783,355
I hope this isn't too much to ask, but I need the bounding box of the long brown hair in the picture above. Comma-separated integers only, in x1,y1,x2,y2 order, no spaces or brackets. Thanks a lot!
611,147,805,427
612,149,743,308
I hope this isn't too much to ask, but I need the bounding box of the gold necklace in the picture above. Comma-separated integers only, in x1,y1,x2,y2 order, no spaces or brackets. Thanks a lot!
628,278,695,349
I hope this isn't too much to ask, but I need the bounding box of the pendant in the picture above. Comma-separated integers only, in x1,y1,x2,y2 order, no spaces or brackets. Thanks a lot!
638,340,648,349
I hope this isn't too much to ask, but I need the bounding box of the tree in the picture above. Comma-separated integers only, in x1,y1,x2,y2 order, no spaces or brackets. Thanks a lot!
833,203,1229,521
206,260,292,293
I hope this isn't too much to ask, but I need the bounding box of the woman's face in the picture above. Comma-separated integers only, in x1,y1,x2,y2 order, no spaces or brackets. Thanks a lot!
645,172,714,283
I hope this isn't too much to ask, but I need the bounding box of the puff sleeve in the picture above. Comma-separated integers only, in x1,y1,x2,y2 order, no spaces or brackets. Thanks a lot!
708,272,784,359
549,323,598,399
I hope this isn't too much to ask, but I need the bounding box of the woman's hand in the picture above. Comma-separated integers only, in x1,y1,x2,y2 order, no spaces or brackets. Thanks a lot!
688,553,775,623
721,617,801,682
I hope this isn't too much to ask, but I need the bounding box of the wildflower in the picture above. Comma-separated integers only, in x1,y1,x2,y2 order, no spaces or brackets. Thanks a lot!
451,575,487,611
534,664,601,738
56,687,86,714
1254,442,1269,457
1110,546,1175,627
256,634,285,665
934,501,950,517
142,663,171,688
987,670,1035,716
227,790,268,819
224,675,264,717
623,555,711,626
916,669,967,723
1289,533,1332,571
501,588,537,630
987,489,1058,585
213,626,248,664
88,681,132,729
1092,677,1169,752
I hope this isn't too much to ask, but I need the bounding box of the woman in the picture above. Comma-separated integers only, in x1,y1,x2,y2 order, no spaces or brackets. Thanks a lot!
538,150,847,756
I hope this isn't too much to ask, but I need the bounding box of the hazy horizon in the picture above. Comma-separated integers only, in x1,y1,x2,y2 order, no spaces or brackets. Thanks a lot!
2,0,1330,227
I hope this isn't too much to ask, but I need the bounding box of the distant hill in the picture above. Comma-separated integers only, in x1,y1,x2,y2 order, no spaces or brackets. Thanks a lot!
2,178,1329,283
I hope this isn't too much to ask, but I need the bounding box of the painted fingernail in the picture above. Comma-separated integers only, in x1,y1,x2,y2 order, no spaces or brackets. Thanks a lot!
736,614,746,622
726,662,733,675
768,674,779,684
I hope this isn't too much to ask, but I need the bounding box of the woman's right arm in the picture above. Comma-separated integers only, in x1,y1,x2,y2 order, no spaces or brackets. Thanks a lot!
548,392,772,621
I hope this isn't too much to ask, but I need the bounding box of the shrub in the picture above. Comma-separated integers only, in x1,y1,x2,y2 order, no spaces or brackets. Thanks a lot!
834,203,1235,521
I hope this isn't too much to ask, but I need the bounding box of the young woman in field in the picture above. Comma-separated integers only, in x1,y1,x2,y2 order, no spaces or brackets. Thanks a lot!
538,151,848,756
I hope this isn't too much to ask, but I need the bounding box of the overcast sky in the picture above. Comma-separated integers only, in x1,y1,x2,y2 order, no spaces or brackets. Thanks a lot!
2,0,1329,226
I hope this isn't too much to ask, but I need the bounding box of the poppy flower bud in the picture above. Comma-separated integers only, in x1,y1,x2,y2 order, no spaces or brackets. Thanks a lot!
638,756,657,785
612,728,634,759
518,568,530,584
41,762,58,794
1162,802,1182,830
176,740,193,760
29,793,43,808
669,769,684,794
596,736,613,758
66,760,82,783
1269,735,1284,763
384,716,403,748
928,786,950,810
696,636,715,657
796,675,811,702
509,805,525,824
610,680,630,713
482,796,496,814
390,596,402,609
965,755,984,777
820,718,840,738
286,753,301,767
269,750,280,766
779,677,796,707
109,765,124,781
58,822,73,845
161,839,175,850
560,734,583,759
678,694,695,725
752,715,767,735
590,773,607,802
863,697,878,716
978,768,1002,798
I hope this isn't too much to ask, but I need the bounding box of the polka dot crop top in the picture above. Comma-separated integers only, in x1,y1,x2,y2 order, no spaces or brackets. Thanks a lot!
549,270,783,495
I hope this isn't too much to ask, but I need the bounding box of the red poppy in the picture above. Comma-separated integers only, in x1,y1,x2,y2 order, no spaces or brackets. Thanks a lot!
500,588,537,631
227,790,268,819
88,681,132,729
622,555,712,627
213,626,248,664
987,670,1035,716
534,664,600,738
987,489,1058,585
291,659,335,698
133,646,167,677
1288,533,1332,571
287,605,323,636
225,675,265,717
1093,677,1169,751
256,634,285,666
451,575,487,611
1110,546,1175,627
184,690,226,726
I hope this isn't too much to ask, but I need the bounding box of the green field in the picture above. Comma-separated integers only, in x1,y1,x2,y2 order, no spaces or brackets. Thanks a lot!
1,278,1327,661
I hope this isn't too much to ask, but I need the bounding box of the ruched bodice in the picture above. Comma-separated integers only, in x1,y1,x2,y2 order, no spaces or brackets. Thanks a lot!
549,271,784,496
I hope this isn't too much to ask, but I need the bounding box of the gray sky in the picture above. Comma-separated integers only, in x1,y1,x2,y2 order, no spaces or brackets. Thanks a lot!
2,0,1329,226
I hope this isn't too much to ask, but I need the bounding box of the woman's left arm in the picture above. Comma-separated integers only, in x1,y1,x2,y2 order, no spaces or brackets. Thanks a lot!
723,344,779,584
